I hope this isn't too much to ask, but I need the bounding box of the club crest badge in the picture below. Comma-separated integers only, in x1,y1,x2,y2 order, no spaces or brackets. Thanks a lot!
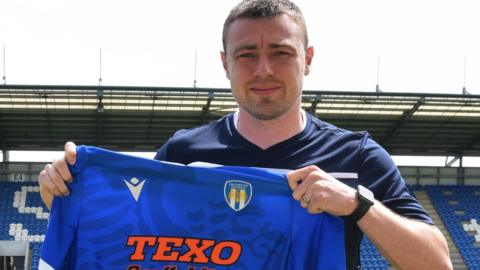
224,180,253,211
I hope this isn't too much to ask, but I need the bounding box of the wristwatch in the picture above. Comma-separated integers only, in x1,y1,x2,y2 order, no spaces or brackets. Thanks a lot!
344,185,374,223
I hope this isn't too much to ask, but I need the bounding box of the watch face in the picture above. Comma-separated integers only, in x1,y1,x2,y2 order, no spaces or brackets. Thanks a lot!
358,185,374,205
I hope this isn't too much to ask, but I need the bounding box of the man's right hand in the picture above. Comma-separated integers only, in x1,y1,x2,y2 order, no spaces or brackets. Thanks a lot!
38,141,77,209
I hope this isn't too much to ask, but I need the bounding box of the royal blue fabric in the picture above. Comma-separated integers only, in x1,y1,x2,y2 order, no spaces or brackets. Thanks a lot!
41,146,345,270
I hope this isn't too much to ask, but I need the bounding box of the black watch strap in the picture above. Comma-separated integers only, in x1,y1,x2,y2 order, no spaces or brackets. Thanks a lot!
344,185,374,223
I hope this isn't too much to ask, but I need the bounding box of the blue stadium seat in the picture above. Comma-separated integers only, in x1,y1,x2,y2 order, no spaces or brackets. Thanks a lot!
0,182,48,270
425,185,480,267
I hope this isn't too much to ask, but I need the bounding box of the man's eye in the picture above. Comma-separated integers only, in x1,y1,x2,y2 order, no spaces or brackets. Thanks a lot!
274,51,290,56
237,53,255,59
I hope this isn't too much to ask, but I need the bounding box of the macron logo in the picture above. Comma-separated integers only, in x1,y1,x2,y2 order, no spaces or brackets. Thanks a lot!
124,177,146,202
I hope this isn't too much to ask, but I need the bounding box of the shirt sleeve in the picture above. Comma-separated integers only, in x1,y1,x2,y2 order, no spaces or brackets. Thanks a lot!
154,144,168,161
358,135,433,224
154,129,188,161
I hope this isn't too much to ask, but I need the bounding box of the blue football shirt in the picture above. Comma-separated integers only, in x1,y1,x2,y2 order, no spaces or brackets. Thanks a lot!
40,146,345,270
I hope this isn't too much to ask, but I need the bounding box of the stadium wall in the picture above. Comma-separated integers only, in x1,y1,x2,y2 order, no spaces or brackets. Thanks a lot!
399,167,480,186
1,162,479,185
0,162,44,182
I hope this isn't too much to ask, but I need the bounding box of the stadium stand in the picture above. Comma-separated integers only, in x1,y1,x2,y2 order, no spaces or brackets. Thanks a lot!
426,185,480,269
0,182,47,270
360,238,389,269
1,86,479,269
412,185,468,269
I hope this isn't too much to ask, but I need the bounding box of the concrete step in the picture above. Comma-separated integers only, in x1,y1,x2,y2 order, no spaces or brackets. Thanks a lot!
450,253,462,259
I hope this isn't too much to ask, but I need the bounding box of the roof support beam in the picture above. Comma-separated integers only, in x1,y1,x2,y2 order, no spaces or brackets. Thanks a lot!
380,97,425,145
41,92,53,142
0,111,6,149
201,91,214,124
1,149,8,162
96,89,104,145
445,155,460,167
146,95,157,143
307,95,321,116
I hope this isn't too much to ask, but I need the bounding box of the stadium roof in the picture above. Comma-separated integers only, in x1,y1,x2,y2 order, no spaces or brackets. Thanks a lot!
1,84,479,156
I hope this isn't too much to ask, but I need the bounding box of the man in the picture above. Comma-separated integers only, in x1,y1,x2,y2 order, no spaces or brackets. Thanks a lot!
39,0,452,269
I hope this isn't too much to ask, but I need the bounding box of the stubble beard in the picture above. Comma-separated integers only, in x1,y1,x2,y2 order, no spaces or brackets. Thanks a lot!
240,91,301,121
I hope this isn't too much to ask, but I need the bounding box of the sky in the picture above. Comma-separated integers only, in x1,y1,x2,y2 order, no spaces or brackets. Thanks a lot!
1,0,479,165
1,0,479,93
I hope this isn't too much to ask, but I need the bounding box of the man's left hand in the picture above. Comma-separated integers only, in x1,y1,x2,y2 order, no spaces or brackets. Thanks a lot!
287,165,358,216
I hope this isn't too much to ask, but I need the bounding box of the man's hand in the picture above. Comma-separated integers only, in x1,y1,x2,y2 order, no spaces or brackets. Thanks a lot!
287,165,358,216
289,165,452,269
38,141,77,209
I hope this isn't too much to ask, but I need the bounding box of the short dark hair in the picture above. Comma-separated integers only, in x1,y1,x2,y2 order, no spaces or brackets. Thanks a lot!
222,0,308,52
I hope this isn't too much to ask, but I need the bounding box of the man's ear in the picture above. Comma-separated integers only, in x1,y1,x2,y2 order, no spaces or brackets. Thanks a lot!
221,51,230,79
304,46,314,75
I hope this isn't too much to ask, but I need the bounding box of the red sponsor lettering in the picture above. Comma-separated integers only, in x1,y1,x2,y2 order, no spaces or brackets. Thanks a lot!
152,237,184,261
126,236,156,260
126,236,241,266
210,241,242,266
178,238,215,263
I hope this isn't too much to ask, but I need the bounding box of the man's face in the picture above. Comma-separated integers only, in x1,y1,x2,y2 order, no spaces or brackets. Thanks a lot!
221,14,313,120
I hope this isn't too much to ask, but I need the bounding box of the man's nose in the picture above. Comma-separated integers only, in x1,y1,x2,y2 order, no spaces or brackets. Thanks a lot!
253,55,274,77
